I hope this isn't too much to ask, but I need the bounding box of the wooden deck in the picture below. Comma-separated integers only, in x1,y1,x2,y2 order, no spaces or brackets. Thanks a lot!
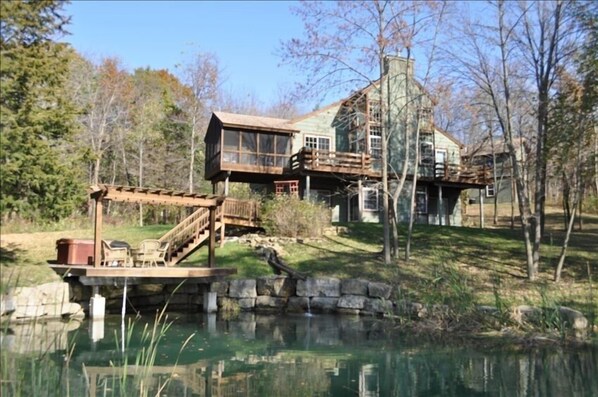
49,264,236,278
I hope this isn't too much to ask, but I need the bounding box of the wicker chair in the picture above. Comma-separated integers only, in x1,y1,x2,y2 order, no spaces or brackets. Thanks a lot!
101,240,132,267
133,240,169,267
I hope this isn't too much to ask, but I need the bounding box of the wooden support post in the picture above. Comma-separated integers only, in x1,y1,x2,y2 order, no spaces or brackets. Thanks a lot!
479,189,485,229
224,173,230,196
220,222,225,248
357,179,363,222
438,184,443,226
93,198,103,267
208,206,216,268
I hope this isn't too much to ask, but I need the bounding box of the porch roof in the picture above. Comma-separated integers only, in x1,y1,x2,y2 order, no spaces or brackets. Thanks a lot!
214,111,299,133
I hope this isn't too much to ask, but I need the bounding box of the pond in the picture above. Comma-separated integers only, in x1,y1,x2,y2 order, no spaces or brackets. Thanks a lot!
1,313,596,396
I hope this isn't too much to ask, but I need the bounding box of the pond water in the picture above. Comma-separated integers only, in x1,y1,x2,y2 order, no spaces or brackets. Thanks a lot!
2,313,596,396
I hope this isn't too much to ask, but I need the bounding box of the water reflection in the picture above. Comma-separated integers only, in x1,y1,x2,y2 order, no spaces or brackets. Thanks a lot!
1,313,596,396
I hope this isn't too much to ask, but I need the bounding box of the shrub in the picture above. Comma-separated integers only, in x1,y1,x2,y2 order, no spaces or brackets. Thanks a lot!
261,195,331,238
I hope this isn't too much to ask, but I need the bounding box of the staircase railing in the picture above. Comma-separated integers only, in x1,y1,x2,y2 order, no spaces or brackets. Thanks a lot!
159,207,217,264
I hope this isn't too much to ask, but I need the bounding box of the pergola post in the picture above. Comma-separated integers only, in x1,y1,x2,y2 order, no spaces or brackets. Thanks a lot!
208,206,216,268
93,197,103,267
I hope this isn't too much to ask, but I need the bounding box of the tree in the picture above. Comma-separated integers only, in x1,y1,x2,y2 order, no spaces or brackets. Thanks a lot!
0,0,83,221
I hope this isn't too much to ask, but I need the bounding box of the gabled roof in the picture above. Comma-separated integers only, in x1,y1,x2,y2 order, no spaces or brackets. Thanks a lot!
433,124,463,147
213,111,299,133
462,137,527,157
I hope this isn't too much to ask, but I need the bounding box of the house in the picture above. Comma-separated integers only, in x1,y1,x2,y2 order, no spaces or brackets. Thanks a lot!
462,137,527,205
204,56,489,226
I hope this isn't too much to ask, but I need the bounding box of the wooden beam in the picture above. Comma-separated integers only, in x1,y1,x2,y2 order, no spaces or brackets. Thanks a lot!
49,265,237,278
93,198,103,267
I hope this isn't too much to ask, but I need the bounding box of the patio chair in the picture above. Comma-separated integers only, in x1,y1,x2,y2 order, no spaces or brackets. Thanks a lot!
133,240,169,267
101,240,132,267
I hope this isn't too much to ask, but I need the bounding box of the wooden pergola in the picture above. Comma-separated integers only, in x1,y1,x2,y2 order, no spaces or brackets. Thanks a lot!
89,184,226,269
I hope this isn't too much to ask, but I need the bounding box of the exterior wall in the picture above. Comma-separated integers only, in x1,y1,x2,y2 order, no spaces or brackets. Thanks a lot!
392,181,463,226
291,104,342,152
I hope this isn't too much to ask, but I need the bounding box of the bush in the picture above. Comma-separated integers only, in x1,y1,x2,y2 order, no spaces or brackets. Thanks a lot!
261,195,331,238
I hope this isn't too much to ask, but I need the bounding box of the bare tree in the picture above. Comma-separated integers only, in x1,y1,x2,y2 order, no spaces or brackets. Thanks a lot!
282,0,444,265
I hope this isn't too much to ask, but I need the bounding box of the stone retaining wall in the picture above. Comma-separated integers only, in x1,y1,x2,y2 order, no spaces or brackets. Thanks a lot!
1,277,590,339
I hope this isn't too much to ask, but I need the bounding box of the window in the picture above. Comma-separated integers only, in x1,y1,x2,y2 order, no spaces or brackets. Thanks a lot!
369,126,382,158
419,133,434,165
305,135,331,151
486,184,495,197
416,186,428,214
363,188,379,211
369,101,382,123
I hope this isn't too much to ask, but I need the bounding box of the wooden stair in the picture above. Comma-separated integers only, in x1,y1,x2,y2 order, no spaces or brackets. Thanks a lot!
158,207,223,266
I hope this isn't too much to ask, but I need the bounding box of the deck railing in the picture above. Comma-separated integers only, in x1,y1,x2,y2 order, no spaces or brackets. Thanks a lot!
421,162,492,184
290,148,372,175
223,198,261,226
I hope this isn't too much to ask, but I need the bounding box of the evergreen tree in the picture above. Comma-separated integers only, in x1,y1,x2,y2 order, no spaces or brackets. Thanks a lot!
0,0,83,221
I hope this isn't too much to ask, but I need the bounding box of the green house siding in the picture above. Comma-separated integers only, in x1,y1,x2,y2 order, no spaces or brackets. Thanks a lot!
291,104,341,152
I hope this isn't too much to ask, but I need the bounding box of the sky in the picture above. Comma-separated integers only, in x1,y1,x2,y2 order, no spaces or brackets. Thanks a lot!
63,1,305,110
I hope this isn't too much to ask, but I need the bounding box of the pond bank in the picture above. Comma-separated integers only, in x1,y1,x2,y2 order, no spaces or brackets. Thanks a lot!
0,276,592,343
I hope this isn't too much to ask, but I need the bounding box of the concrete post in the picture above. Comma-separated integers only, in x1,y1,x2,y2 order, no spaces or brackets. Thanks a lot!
203,291,217,313
89,293,106,320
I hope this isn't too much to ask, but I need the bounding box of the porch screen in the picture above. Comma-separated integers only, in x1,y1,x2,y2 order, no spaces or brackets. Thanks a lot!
222,128,291,168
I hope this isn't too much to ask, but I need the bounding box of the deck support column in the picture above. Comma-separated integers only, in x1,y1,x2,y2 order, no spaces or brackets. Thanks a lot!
203,291,218,313
224,172,230,196
93,197,103,267
305,175,311,201
208,206,216,268
357,179,363,222
90,286,106,320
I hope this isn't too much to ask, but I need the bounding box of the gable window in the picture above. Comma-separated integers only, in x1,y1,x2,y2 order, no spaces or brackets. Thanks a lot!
305,135,331,151
419,133,434,165
416,186,428,214
363,188,379,211
486,184,495,197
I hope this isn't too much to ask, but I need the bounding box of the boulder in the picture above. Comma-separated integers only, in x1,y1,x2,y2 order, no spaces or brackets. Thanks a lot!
310,297,339,313
255,296,287,310
229,279,257,298
363,298,393,315
368,282,392,299
296,278,340,297
210,281,229,296
559,306,589,337
0,294,15,315
287,297,309,312
341,279,369,296
37,282,69,305
337,295,366,310
257,276,295,297
237,298,256,311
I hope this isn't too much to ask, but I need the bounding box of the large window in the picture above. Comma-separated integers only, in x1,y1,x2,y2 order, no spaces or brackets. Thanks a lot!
305,135,331,151
363,188,379,211
222,129,290,167
486,184,495,197
419,133,434,165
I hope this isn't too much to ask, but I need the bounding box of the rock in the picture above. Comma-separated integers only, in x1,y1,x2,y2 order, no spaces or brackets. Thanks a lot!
368,282,392,299
341,279,369,296
364,298,393,315
287,297,309,312
12,304,46,319
310,297,339,313
257,276,295,297
296,278,340,297
210,281,229,296
477,305,499,314
512,305,541,324
0,294,15,315
558,306,588,337
229,279,257,298
135,284,164,296
237,298,256,311
255,296,287,310
37,282,69,305
63,302,85,318
337,295,366,309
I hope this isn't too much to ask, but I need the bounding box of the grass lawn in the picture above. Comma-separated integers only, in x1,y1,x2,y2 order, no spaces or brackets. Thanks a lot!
1,207,596,325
